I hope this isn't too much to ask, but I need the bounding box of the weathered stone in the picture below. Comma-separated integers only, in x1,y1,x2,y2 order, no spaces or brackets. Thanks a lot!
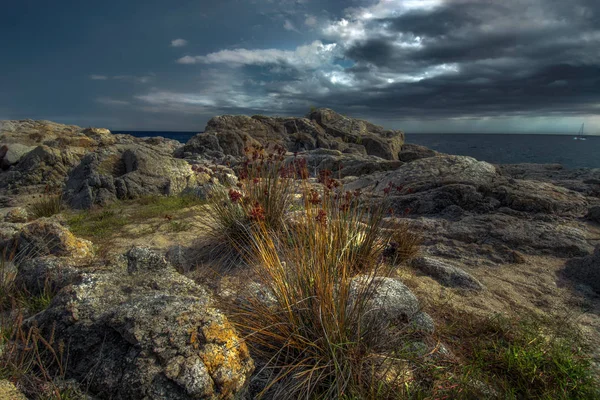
28,247,254,399
294,149,404,179
348,276,434,334
412,256,485,291
346,155,498,194
307,108,405,160
398,143,438,162
82,127,117,146
15,219,94,259
0,145,82,190
15,256,81,295
489,179,587,216
64,143,197,208
4,207,28,223
0,142,36,168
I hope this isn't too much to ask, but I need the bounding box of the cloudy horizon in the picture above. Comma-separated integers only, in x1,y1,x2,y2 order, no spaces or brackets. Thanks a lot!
1,0,599,133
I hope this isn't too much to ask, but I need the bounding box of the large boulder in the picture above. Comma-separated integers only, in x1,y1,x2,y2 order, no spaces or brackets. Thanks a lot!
0,120,189,198
345,155,498,194
0,119,82,145
344,155,590,217
489,179,588,216
422,213,593,259
29,247,254,399
182,108,405,161
64,143,198,209
15,255,81,296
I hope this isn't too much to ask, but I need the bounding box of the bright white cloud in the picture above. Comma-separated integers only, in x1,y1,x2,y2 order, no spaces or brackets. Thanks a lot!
177,41,339,69
171,38,188,47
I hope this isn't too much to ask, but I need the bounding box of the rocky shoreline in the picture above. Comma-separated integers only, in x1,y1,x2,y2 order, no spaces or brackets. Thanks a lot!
1,109,599,398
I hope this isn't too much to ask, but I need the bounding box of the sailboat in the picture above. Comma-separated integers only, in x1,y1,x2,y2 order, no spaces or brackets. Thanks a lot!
574,123,587,140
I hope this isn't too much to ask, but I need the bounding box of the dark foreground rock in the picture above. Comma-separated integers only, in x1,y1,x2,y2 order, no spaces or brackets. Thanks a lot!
563,245,600,295
586,206,600,224
27,247,254,399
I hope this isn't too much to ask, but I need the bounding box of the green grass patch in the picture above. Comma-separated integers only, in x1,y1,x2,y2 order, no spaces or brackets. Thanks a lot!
432,309,600,399
66,209,129,240
66,194,205,243
133,194,205,219
166,220,192,232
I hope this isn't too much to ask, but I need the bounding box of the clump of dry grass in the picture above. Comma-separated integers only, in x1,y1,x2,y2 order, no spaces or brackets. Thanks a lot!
28,190,64,219
226,178,412,398
385,221,422,265
0,249,72,399
0,316,70,399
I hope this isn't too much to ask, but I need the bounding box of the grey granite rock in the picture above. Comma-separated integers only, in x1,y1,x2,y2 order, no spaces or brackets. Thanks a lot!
412,256,485,291
28,247,254,399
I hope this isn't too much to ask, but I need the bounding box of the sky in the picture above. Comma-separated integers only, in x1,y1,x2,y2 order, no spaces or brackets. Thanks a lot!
1,0,599,133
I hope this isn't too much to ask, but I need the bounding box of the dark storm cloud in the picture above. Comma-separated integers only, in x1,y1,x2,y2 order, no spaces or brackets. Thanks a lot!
331,0,600,118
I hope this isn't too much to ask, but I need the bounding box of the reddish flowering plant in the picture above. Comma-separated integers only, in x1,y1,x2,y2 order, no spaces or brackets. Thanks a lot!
249,202,266,221
318,170,332,185
383,181,395,195
315,209,327,226
229,189,243,203
308,190,322,205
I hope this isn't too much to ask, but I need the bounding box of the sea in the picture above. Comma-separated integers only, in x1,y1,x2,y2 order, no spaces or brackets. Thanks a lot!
113,131,600,170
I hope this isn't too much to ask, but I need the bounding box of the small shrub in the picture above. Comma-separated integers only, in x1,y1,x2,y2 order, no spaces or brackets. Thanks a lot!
200,144,299,266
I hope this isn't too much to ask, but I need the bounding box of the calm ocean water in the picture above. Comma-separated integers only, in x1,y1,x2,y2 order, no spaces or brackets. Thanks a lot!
114,131,600,170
